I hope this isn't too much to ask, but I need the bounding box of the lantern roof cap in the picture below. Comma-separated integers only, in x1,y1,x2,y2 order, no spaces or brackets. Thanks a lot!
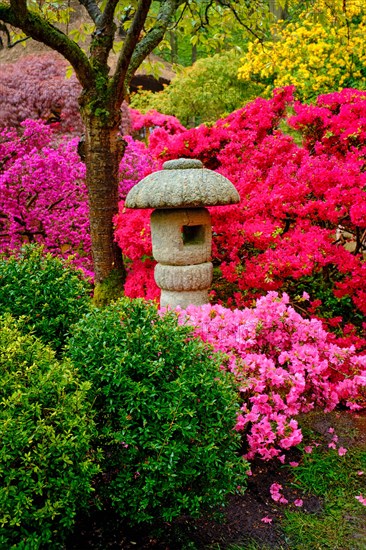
125,158,240,209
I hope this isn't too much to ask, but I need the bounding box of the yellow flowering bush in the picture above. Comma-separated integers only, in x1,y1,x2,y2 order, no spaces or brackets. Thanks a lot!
238,7,366,101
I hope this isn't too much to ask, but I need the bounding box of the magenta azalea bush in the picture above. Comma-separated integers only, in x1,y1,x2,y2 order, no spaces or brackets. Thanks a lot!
0,119,91,272
116,87,366,350
0,120,153,276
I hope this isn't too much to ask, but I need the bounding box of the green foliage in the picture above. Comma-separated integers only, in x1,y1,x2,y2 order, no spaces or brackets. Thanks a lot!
0,315,98,549
155,1,274,66
66,297,247,524
131,51,262,127
0,245,91,351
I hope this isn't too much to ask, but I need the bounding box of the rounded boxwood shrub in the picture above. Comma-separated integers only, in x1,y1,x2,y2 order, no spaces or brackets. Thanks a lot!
0,245,91,351
0,314,99,549
66,298,248,525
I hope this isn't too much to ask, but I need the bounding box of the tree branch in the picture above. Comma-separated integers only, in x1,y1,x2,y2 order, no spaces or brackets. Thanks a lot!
0,20,11,47
123,0,181,95
218,0,264,42
110,0,154,106
0,3,95,90
10,0,26,21
9,35,30,48
78,0,102,26
100,0,120,29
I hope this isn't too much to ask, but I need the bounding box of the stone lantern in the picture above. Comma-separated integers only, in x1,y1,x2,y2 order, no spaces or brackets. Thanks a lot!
125,158,240,308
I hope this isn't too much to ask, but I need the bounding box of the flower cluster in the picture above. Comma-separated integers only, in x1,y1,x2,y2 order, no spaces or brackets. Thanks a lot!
174,292,366,460
126,87,366,349
0,119,91,272
0,120,153,277
238,6,366,100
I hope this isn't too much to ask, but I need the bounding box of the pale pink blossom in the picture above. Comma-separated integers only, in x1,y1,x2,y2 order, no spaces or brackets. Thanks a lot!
261,516,273,523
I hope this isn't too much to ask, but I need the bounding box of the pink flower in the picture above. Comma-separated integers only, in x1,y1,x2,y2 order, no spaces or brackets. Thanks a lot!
294,499,303,507
357,471,364,476
355,495,366,506
338,447,347,456
304,446,313,454
270,482,288,504
290,461,299,467
261,516,273,523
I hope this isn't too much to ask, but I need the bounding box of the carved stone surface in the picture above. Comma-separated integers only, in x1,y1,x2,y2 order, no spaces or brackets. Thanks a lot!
124,156,240,308
160,289,210,309
151,208,211,266
155,262,213,291
125,158,240,209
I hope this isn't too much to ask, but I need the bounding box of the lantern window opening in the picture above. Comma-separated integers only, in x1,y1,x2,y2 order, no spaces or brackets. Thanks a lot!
181,225,205,245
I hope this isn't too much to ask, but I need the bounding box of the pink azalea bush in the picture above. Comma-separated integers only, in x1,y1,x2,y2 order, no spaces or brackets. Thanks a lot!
173,292,366,460
129,108,186,142
118,135,155,198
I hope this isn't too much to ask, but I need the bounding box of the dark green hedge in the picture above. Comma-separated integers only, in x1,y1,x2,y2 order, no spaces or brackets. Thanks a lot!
66,297,247,524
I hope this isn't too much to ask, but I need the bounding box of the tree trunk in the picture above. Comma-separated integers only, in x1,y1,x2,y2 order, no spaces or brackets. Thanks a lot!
83,111,126,303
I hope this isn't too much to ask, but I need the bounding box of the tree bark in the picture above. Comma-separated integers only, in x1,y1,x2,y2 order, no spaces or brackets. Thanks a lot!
82,111,126,285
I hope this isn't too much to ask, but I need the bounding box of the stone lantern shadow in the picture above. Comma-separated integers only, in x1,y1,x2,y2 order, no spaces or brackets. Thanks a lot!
125,158,240,308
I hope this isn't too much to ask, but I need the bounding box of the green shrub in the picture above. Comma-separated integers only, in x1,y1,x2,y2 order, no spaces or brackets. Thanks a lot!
66,297,247,524
0,315,99,549
0,245,91,351
131,51,262,127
